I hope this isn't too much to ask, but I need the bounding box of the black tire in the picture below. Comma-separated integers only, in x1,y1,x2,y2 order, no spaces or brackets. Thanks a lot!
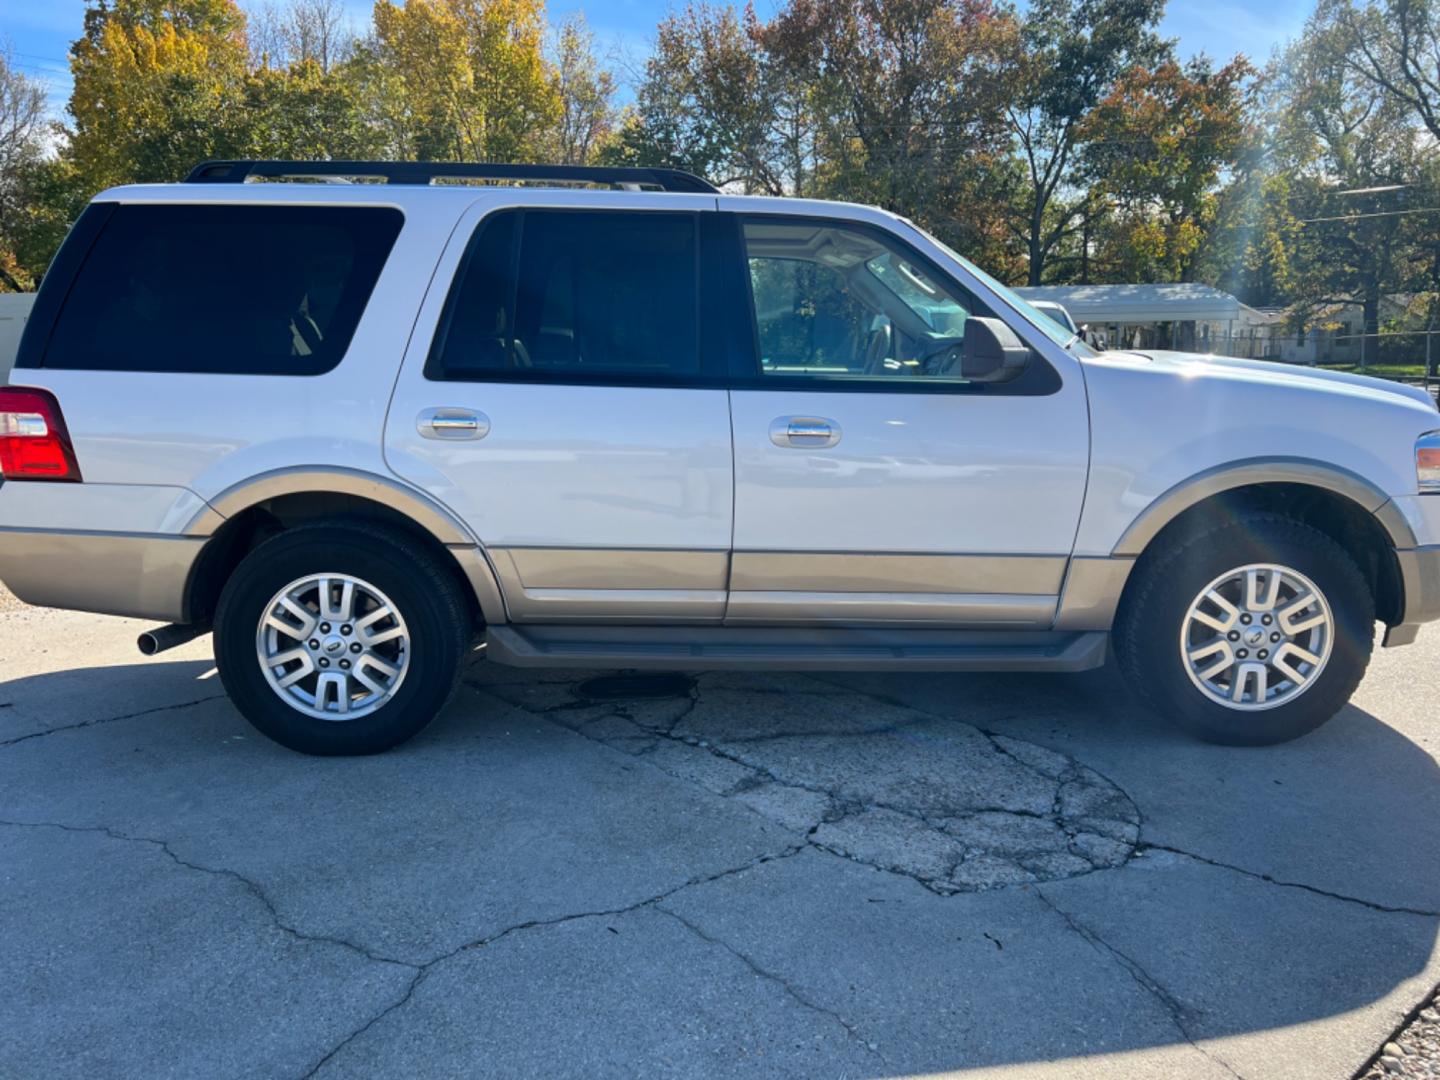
213,520,472,755
1114,513,1374,746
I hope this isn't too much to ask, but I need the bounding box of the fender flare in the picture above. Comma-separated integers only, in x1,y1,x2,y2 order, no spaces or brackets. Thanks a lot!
1110,457,1416,557
183,466,508,624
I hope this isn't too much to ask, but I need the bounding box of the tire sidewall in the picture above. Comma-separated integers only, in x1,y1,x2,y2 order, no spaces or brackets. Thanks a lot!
1122,519,1373,746
215,527,465,755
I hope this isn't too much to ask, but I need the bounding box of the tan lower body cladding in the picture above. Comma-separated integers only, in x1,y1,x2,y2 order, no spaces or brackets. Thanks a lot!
490,547,1074,627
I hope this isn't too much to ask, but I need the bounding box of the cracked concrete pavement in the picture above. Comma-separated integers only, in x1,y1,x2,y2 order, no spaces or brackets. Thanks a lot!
2,596,1439,1079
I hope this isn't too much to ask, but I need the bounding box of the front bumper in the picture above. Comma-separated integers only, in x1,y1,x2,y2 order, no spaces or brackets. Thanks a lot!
1385,544,1440,646
0,527,205,622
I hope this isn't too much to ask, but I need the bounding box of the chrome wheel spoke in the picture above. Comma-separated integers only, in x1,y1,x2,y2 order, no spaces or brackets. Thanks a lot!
352,666,388,696
1188,640,1235,680
257,573,411,722
1271,642,1319,686
362,624,405,647
1193,590,1240,633
1277,593,1325,636
1181,562,1332,713
358,653,400,681
275,654,315,689
1245,568,1281,612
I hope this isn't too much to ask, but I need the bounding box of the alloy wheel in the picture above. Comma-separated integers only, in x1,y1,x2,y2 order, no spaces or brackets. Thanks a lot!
255,573,411,720
1180,563,1334,711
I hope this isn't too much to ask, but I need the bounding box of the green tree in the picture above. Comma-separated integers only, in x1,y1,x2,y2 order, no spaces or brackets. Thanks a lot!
1263,8,1432,365
67,0,252,193
352,0,558,163
1328,0,1440,142
607,3,806,194
761,0,1019,263
1080,56,1254,283
0,44,49,290
549,13,616,165
1003,0,1169,285
242,58,378,160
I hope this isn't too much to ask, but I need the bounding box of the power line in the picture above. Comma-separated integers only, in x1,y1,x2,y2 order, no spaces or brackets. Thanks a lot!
1297,205,1440,224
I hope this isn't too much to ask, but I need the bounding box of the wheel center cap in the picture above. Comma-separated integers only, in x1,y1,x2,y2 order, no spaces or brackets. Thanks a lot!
322,637,346,655
1242,626,1265,647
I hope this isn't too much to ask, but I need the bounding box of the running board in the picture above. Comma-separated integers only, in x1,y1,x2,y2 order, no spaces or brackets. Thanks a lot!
484,625,1108,673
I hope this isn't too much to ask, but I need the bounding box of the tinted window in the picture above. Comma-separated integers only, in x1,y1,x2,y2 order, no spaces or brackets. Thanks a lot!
429,210,700,382
743,217,982,382
43,204,402,375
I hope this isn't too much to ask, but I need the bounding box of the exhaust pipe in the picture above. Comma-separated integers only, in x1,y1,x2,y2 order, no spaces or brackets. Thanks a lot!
137,622,211,656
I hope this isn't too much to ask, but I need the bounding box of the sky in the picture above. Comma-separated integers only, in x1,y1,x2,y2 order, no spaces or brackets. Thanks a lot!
0,0,1317,122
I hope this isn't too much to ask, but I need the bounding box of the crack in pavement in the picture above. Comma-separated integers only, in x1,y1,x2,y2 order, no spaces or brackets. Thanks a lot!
653,904,890,1067
787,673,1440,922
467,677,1141,896
1138,844,1440,919
0,693,227,747
297,844,808,1079
3,810,812,1080
1033,889,1247,1080
0,818,418,968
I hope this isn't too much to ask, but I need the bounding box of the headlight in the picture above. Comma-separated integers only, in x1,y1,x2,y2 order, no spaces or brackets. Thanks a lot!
1419,431,1440,491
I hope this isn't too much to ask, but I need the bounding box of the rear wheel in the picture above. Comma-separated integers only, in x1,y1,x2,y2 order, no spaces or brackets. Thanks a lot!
1115,514,1374,745
214,521,471,755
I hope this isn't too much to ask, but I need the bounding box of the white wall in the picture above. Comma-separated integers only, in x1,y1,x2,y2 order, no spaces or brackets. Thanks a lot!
0,293,37,383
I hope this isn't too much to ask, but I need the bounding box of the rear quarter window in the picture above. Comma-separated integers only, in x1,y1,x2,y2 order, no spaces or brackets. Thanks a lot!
38,203,403,375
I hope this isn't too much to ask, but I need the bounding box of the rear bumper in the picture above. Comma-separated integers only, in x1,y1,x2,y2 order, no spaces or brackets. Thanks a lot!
1385,543,1440,647
0,527,205,622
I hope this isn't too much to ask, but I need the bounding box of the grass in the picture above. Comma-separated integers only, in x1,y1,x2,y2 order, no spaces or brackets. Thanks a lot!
1316,362,1434,379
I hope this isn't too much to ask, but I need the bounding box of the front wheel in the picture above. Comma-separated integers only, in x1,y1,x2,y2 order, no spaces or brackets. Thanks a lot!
1114,514,1374,745
214,521,472,755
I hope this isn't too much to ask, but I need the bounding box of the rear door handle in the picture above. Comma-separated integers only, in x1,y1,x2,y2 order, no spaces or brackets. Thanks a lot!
769,415,842,449
418,408,490,441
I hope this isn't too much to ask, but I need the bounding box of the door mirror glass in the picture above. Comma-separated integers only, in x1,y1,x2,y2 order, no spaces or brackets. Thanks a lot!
962,317,1031,383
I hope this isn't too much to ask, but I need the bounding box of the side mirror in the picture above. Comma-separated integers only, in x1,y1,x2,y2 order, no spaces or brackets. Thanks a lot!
962,316,1031,383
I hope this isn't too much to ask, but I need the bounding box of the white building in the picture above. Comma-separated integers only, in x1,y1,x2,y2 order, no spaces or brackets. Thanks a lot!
0,293,36,381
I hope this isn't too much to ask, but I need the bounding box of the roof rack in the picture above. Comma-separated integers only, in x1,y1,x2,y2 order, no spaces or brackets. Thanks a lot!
184,159,719,194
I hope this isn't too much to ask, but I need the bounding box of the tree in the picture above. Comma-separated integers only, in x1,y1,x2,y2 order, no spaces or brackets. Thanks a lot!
1080,56,1254,283
352,0,558,163
608,3,807,194
0,45,49,290
760,0,1018,259
250,0,354,72
67,0,252,193
1328,0,1440,142
550,14,616,165
243,58,378,159
1003,0,1168,284
1261,9,1432,366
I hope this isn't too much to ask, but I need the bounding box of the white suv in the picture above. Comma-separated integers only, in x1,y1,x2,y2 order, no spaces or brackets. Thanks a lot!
2,159,1438,755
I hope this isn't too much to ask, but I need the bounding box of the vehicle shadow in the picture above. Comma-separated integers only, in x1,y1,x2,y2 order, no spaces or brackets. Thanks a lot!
1,651,1436,1077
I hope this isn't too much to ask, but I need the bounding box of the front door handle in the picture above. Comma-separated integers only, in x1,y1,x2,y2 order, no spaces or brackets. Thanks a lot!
769,415,842,449
418,408,490,441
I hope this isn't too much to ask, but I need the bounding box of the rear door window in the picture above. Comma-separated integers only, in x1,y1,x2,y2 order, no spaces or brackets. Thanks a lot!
42,203,402,375
428,209,707,384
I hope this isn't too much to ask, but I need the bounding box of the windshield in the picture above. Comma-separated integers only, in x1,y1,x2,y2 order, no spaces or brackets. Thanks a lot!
918,228,1098,357
864,251,968,335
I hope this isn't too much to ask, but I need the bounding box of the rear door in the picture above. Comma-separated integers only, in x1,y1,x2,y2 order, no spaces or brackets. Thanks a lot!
721,206,1091,626
384,193,736,623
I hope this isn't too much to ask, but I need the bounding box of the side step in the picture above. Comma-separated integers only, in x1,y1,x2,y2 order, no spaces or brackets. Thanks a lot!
484,625,1108,673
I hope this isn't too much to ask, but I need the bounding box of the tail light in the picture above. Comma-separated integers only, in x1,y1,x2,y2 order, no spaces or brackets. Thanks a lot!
0,387,82,482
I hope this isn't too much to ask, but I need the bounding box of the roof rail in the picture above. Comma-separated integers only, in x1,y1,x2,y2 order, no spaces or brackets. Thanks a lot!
184,159,719,194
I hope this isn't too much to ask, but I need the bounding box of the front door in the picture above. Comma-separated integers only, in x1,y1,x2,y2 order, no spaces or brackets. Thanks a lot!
385,195,734,622
722,208,1090,626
